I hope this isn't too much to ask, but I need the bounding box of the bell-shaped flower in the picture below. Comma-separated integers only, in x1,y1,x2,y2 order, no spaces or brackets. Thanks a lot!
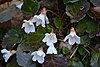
21,19,35,34
42,32,57,46
31,47,46,64
32,8,49,27
64,27,80,45
1,49,16,62
46,44,57,54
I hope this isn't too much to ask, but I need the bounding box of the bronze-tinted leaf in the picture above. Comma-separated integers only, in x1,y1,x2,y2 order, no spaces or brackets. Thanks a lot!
42,55,68,67
90,7,100,19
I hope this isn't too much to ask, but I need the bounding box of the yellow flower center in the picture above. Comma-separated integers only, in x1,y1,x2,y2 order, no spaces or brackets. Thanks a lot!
28,22,33,26
48,34,54,40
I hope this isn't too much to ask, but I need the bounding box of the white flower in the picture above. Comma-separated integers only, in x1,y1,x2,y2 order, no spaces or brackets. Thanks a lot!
21,19,35,33
1,49,16,62
31,48,45,64
47,44,57,54
42,33,57,46
64,27,80,45
16,1,24,9
32,8,49,27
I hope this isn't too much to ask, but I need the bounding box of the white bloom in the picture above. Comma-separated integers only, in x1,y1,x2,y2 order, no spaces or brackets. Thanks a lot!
21,19,35,33
1,49,16,62
64,27,80,45
31,50,45,64
16,1,24,9
47,44,57,54
32,8,49,27
42,33,57,46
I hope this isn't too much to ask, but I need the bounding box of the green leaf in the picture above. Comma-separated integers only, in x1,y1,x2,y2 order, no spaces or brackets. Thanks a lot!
54,18,63,29
62,46,70,54
76,20,87,34
78,46,86,55
86,20,98,33
64,0,90,23
70,57,84,67
76,16,98,35
80,35,91,46
22,0,39,14
66,0,82,18
72,61,84,67
1,27,23,49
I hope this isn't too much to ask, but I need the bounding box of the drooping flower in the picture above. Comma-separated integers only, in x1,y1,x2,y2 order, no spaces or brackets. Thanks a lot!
46,44,57,54
1,49,16,62
31,47,45,64
32,8,49,27
21,19,35,33
42,32,57,46
64,27,80,45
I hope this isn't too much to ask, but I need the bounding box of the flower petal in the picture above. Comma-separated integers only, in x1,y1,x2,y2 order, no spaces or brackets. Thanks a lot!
37,56,44,64
64,35,70,42
29,24,35,32
46,45,57,54
32,55,37,61
46,40,53,46
24,25,31,33
75,35,80,44
1,49,9,53
37,50,44,57
16,2,24,9
1,49,12,62
21,23,25,29
68,36,75,45
31,51,36,56
46,16,49,24
52,33,57,43
42,33,49,42
36,19,42,27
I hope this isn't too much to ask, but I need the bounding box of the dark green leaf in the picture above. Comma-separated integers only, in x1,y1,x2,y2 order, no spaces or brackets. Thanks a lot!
62,46,70,54
65,0,90,23
54,18,63,29
80,35,91,46
78,46,86,55
70,57,84,67
76,16,98,35
86,20,98,33
22,0,39,14
1,27,23,49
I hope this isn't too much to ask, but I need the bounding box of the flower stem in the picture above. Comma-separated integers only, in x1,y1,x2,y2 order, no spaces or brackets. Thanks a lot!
47,10,60,18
